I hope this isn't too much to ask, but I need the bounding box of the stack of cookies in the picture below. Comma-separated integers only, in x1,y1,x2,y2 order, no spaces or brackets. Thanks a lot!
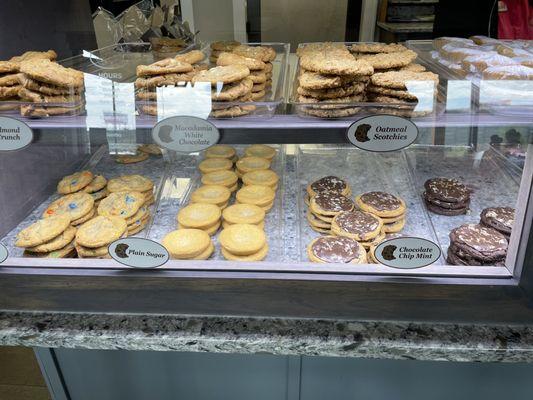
0,50,57,112
447,223,508,266
296,43,374,118
480,206,515,241
115,143,163,165
216,52,267,101
97,191,149,236
190,185,231,209
235,156,271,179
231,45,277,100
107,174,155,208
355,191,406,233
177,203,222,236
43,191,95,228
16,215,76,259
423,177,471,216
307,235,367,264
74,216,128,259
330,210,385,251
56,170,107,210
209,41,241,64
204,144,238,163
162,229,215,260
222,204,266,230
236,184,276,213
219,223,268,261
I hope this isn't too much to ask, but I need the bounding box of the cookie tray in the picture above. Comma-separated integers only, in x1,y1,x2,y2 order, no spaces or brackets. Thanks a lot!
136,42,290,119
288,42,444,120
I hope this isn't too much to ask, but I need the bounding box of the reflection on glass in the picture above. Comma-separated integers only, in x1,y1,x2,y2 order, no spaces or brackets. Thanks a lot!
155,81,212,120
446,80,472,112
404,80,437,113
479,80,533,111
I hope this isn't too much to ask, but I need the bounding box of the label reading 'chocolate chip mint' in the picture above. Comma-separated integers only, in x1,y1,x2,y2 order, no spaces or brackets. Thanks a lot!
108,238,169,269
152,116,220,153
0,243,8,264
0,116,33,151
347,115,418,152
374,237,441,269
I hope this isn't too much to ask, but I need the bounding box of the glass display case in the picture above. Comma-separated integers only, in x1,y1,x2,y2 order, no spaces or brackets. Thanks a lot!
0,1,532,324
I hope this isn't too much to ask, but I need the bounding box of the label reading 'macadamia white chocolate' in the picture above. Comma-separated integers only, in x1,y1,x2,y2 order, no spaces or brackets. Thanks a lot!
0,117,33,151
347,115,418,152
152,116,220,153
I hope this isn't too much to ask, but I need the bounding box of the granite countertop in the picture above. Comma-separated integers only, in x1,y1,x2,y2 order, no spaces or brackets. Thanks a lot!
1,311,533,362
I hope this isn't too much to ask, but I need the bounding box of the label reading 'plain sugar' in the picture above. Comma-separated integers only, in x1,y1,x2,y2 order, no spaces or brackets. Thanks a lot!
0,243,8,264
108,238,169,269
347,115,418,152
374,237,441,269
152,116,220,153
0,116,33,151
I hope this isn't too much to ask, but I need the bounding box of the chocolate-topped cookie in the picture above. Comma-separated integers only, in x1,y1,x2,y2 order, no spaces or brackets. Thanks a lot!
310,192,355,216
331,210,383,241
480,207,515,236
447,244,506,266
307,176,351,197
449,223,508,262
356,191,406,218
424,177,470,203
307,236,367,264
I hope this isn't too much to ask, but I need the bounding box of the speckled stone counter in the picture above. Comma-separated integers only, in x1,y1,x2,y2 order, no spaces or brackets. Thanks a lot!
1,311,533,362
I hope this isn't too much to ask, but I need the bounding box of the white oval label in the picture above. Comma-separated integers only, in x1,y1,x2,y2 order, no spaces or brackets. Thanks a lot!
347,115,418,152
374,237,441,269
0,116,33,151
152,116,220,153
0,243,8,264
108,238,169,269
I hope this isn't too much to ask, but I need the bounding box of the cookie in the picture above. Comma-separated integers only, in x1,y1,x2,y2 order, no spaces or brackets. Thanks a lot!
174,50,206,64
0,73,24,87
370,70,439,90
366,85,419,101
97,191,144,219
18,87,82,104
199,157,233,174
75,216,127,248
307,236,367,264
212,78,253,101
190,185,231,206
424,177,470,203
138,144,163,155
217,52,266,71
75,242,109,258
0,61,19,74
236,185,275,207
136,58,193,77
449,223,508,261
71,207,96,226
297,93,365,106
43,192,94,221
0,85,21,99
480,207,514,236
205,144,237,160
57,171,94,194
350,43,407,54
331,210,383,241
125,206,149,226
115,151,149,164
307,176,351,197
355,191,406,218
221,243,269,261
134,72,196,88
354,50,417,70
232,45,276,62
24,225,77,253
424,200,468,216
236,156,271,173
19,103,84,117
310,192,355,216
83,175,107,193
127,214,150,236
20,59,84,88
177,203,221,229
302,107,360,118
251,91,266,101
306,210,332,229
400,63,426,72
201,170,238,188
251,82,266,92
382,218,406,233
219,223,266,256
162,229,212,259
423,192,469,210
297,81,365,100
9,50,57,63
15,215,71,248
25,240,76,259
222,204,265,225
210,105,256,118
242,169,279,188
211,41,241,52
89,188,108,202
300,52,373,76
192,65,250,85
107,175,154,193
298,71,363,90
222,220,264,230
249,71,267,84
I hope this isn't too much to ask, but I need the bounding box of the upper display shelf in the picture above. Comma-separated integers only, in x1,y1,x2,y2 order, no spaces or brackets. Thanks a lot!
0,38,532,129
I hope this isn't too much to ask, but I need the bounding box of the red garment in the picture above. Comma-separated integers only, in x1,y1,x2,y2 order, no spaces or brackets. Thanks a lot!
498,0,533,39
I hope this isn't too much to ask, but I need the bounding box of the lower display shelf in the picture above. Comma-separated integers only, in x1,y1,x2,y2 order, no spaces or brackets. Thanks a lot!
0,144,520,277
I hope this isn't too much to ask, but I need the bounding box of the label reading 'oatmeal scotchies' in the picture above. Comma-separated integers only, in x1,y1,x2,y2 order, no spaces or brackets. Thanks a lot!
347,115,418,152
374,237,441,269
108,237,169,269
0,117,33,151
152,116,220,153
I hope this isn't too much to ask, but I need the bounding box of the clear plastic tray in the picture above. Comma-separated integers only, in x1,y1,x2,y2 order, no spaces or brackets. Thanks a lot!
290,42,442,120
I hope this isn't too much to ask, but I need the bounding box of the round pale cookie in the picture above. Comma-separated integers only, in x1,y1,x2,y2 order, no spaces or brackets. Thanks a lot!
75,216,127,248
138,144,163,155
233,45,276,62
307,176,351,197
201,170,238,188
90,188,108,202
25,240,76,259
202,220,221,236
236,185,275,207
307,211,332,229
223,220,265,230
199,158,233,174
126,206,149,225
16,215,71,248
355,191,406,218
25,226,77,253
115,152,149,164
205,144,237,160
370,71,439,90
223,203,265,225
97,191,144,219
310,192,355,217
193,242,215,260
71,207,96,227
57,170,94,194
251,90,266,101
83,175,107,193
219,223,266,256
382,218,406,233
190,185,231,206
43,192,94,221
331,210,383,241
236,156,271,174
107,175,154,193
75,242,109,258
259,201,274,213
216,52,266,70
127,215,150,236
174,50,206,64
221,243,269,261
242,169,279,188
177,203,221,229
192,65,250,85
244,144,276,160
162,229,211,259
307,236,367,264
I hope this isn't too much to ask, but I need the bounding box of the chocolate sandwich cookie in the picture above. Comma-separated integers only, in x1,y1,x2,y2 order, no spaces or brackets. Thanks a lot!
480,207,515,237
307,176,351,198
310,192,355,217
307,236,367,264
424,199,468,216
331,210,383,241
447,244,506,267
448,223,508,264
